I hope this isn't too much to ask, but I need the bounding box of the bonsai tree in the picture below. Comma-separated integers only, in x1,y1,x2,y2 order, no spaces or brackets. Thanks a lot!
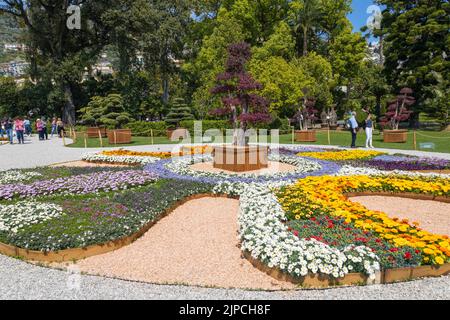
380,88,415,130
165,98,194,129
295,97,319,131
211,42,271,146
80,93,132,129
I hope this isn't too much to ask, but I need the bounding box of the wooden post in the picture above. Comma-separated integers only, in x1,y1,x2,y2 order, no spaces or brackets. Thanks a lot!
74,130,77,143
84,132,87,149
291,127,295,144
62,134,66,146
327,128,331,145
151,129,154,145
114,130,117,145
98,129,103,148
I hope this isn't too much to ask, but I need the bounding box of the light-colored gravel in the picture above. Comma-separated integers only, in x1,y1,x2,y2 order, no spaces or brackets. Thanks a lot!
1,254,450,300
189,161,297,175
351,196,450,236
66,197,295,290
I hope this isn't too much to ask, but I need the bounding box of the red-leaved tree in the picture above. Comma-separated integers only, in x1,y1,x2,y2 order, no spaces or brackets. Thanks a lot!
380,88,416,130
211,42,271,146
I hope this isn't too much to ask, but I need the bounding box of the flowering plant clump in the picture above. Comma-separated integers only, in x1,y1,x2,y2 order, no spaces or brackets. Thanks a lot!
82,153,161,166
101,150,172,158
0,201,63,234
353,155,450,171
144,154,341,184
288,216,422,269
336,165,450,179
299,150,385,161
0,170,158,200
238,184,380,279
277,176,450,266
4,179,213,251
0,170,43,185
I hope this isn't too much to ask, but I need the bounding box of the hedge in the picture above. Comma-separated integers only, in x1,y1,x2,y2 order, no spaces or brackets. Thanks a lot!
125,121,168,137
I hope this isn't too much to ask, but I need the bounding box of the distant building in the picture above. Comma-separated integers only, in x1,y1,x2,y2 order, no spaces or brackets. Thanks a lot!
367,42,384,65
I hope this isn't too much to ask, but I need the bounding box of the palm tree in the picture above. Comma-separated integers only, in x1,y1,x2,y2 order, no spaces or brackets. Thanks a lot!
289,0,322,56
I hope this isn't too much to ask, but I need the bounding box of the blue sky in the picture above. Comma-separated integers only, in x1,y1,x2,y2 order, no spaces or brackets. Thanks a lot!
349,0,378,37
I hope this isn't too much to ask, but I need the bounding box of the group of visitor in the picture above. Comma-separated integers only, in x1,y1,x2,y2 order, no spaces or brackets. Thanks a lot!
347,112,374,149
0,117,66,145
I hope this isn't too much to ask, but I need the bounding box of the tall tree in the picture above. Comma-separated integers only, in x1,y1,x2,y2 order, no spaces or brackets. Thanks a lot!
288,0,322,56
376,0,450,117
0,0,110,125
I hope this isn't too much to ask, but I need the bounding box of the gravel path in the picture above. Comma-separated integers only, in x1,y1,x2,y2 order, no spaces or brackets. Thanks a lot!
68,197,294,290
351,196,450,236
1,254,450,300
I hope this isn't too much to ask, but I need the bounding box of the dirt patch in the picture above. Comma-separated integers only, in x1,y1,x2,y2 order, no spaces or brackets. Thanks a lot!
350,196,450,236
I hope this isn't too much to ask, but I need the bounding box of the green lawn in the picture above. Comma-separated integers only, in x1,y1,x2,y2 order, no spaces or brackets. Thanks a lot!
277,130,450,154
67,130,450,154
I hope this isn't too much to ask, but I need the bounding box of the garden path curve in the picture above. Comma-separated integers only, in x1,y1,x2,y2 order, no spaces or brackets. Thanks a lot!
64,197,295,290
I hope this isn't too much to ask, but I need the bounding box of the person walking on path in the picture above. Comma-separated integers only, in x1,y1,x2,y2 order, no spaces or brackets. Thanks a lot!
36,118,44,141
365,114,374,149
41,117,49,140
347,112,359,148
14,117,25,144
0,119,5,138
24,117,32,137
5,118,14,144
57,118,65,138
51,117,57,137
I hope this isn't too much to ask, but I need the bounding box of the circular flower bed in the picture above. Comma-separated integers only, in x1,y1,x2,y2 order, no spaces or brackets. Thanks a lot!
144,154,341,184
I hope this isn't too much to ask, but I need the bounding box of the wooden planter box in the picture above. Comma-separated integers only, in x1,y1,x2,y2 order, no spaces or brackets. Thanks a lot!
383,129,408,143
107,129,132,144
295,130,317,142
213,145,269,172
167,128,189,140
87,127,107,138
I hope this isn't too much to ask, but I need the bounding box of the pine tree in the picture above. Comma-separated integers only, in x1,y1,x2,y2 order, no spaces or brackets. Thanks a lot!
165,98,194,128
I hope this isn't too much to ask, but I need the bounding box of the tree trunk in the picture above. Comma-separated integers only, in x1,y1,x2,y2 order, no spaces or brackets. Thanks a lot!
375,95,382,121
302,26,308,56
63,84,76,126
162,76,169,105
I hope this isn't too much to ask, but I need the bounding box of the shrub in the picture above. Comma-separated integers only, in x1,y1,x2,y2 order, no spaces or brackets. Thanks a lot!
165,98,194,129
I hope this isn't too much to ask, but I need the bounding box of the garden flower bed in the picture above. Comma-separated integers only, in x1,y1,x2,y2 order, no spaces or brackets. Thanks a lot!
0,170,158,200
82,153,162,166
101,150,172,158
0,179,213,252
347,155,450,172
277,176,450,267
0,147,449,288
298,150,385,161
144,154,341,184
